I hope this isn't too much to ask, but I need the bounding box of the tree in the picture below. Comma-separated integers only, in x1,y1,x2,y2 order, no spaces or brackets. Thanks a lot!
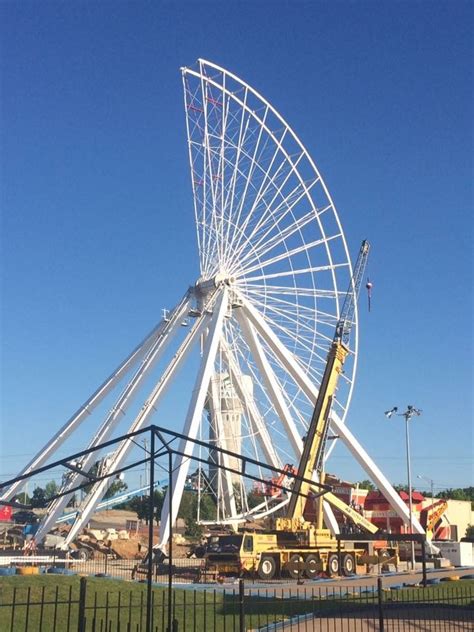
178,491,215,539
44,480,59,499
465,525,474,539
126,489,165,525
393,484,409,493
83,462,128,499
104,477,128,500
30,487,47,508
356,480,375,491
247,489,262,509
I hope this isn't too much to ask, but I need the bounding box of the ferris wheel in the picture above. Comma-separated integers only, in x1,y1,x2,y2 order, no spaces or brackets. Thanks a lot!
168,58,357,528
4,60,418,551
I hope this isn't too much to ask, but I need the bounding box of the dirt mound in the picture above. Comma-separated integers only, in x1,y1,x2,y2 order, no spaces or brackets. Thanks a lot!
109,538,143,560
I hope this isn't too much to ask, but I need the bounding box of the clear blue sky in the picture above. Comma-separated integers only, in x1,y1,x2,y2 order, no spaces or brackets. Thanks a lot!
1,1,472,494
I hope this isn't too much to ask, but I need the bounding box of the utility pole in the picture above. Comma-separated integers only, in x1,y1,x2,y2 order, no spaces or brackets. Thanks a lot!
385,405,422,570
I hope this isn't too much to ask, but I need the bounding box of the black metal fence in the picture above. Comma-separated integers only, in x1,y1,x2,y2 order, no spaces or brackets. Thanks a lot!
1,576,473,632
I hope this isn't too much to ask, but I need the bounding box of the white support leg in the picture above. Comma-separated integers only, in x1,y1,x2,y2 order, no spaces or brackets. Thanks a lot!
158,288,229,552
1,288,192,503
36,297,191,543
62,307,213,547
236,310,303,457
330,415,425,534
239,292,423,534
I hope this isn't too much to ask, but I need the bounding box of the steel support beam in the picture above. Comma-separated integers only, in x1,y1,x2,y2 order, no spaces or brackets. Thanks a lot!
1,288,192,503
62,306,212,547
207,374,238,521
158,288,229,551
239,291,423,534
36,295,191,542
236,310,302,456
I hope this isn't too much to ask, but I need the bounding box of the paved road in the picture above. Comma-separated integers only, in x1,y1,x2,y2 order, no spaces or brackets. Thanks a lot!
277,611,473,631
237,566,474,594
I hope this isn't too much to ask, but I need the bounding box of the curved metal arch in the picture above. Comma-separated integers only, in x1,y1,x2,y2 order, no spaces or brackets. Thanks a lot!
182,60,359,424
191,58,351,293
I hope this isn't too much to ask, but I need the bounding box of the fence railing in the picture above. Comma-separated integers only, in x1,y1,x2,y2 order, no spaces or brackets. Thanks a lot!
1,551,429,585
0,575,473,632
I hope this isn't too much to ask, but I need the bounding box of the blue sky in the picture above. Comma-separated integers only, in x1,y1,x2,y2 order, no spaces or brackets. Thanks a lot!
1,1,472,495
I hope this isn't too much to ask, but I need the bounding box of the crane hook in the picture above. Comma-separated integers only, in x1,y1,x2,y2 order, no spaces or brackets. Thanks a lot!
365,278,373,312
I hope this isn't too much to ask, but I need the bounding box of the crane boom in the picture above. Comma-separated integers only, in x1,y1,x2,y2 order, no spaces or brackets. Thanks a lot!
283,240,370,524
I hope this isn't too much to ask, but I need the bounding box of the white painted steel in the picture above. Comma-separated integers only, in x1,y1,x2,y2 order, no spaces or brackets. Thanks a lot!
238,290,423,533
1,289,191,503
158,289,229,550
182,59,357,436
330,415,425,534
35,294,192,543
236,310,302,456
9,60,420,550
62,305,214,547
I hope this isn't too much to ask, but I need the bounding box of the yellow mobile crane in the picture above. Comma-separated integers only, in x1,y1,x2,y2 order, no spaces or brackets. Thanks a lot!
205,241,374,579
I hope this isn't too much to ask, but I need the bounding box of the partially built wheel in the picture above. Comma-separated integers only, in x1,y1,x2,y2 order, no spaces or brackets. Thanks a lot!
178,58,358,529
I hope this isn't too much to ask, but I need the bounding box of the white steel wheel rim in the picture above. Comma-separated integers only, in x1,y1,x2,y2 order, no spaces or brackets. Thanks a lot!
182,59,357,523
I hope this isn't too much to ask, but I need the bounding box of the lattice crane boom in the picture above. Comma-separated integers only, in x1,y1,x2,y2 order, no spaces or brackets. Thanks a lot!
283,240,370,524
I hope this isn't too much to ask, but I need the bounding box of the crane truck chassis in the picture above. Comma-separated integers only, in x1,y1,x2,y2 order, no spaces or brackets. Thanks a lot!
204,530,370,580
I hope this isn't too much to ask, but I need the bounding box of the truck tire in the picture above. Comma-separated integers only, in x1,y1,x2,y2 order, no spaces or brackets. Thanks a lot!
258,556,277,580
77,548,91,562
304,554,320,579
327,553,339,577
342,553,355,576
287,554,304,579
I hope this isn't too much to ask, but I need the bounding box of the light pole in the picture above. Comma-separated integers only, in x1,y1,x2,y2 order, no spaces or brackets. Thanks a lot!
385,405,422,570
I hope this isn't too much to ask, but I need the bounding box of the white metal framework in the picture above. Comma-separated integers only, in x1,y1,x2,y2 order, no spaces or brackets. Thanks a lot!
2,59,424,549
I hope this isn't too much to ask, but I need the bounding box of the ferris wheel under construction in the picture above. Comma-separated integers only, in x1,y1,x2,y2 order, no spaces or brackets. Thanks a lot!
1,60,424,551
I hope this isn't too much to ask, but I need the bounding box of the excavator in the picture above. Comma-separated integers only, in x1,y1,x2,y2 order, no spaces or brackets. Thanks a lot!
204,241,382,579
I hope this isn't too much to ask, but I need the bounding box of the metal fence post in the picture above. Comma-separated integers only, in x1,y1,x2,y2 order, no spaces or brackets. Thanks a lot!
421,539,427,587
146,429,155,632
77,576,87,632
239,579,245,632
377,576,384,632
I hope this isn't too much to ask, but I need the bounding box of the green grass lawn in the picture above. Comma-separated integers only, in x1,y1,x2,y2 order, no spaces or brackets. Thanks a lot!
0,574,473,632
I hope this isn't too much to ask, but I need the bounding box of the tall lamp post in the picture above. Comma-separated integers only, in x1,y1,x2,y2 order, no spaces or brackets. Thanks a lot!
385,405,422,570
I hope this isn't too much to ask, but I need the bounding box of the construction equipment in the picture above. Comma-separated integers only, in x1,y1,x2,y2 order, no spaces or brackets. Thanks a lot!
205,241,379,579
421,499,448,540
253,464,298,498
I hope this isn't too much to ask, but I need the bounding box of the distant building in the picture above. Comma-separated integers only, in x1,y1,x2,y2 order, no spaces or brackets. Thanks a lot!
320,475,472,541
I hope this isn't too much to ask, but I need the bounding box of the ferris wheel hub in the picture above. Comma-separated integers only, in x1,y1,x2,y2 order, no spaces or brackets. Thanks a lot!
195,272,235,293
